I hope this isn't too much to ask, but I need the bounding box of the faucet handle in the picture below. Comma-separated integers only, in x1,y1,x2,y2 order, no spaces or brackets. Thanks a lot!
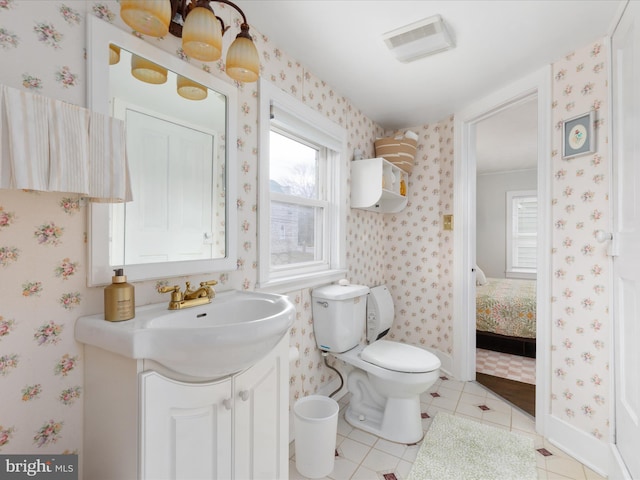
158,285,179,293
200,280,217,299
159,285,183,302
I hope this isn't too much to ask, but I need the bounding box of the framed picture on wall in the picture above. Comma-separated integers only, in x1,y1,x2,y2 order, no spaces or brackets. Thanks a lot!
562,111,596,159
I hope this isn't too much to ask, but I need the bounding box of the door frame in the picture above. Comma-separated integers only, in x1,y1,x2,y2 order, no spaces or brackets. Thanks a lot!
452,66,552,436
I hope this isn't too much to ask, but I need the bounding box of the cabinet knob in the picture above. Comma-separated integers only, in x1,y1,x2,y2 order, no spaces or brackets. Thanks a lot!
239,390,250,402
223,398,232,410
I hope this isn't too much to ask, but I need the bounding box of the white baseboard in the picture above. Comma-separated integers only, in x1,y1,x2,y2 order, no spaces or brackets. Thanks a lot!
545,414,609,477
431,348,453,377
609,445,632,480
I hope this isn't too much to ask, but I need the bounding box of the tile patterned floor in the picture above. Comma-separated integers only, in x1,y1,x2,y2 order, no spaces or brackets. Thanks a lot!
476,348,536,385
289,377,605,480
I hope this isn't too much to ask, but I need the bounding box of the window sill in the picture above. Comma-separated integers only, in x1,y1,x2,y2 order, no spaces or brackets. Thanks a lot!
256,269,347,295
505,270,536,280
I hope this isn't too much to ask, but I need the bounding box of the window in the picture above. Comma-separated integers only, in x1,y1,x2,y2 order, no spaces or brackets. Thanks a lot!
258,80,346,291
506,190,537,279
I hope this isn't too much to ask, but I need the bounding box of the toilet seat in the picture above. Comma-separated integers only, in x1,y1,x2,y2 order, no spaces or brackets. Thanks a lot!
361,340,440,373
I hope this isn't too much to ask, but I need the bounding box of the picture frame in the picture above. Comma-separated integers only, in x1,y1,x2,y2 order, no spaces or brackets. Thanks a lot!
562,111,596,159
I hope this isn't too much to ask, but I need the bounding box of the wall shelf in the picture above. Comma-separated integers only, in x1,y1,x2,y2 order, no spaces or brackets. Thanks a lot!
351,157,408,213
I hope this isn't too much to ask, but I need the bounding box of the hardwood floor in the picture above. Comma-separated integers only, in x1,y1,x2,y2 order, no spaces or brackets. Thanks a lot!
476,372,535,417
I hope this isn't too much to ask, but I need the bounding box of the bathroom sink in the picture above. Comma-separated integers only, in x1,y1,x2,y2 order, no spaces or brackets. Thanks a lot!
75,290,295,378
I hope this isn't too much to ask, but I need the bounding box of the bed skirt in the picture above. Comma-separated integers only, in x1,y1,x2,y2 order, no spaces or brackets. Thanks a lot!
476,330,536,358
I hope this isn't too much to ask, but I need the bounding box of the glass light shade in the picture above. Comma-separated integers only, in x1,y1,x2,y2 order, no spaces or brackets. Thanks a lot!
120,0,171,37
109,44,121,65
177,75,208,101
182,6,222,62
131,55,168,84
226,35,260,83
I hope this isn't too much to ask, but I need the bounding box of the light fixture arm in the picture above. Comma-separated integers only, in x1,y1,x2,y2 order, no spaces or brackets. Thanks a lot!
215,0,249,25
169,0,250,39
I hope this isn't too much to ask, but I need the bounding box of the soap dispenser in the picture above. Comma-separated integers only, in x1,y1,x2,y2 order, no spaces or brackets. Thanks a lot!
104,268,135,322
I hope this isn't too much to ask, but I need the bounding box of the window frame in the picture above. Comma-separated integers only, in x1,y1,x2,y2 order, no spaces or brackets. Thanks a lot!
257,80,347,292
505,189,537,279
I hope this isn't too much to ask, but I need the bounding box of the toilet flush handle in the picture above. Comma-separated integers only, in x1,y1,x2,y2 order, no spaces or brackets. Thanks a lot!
316,301,329,308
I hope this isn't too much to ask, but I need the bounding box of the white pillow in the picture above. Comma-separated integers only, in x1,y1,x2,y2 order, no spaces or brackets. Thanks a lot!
475,265,488,286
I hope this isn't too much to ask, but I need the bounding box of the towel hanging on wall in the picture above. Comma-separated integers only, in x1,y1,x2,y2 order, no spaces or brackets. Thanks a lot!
88,111,132,203
48,96,90,195
0,84,131,202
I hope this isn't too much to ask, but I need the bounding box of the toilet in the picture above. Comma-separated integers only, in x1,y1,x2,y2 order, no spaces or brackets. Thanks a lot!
312,283,441,444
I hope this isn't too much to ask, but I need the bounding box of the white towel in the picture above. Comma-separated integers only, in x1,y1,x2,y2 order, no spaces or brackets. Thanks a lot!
48,97,91,195
88,112,132,202
0,84,131,203
2,85,50,191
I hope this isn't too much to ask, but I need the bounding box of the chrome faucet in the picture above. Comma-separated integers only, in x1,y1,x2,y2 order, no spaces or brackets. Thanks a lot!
159,280,217,310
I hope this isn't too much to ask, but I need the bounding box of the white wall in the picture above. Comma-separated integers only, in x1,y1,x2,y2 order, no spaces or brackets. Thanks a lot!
476,169,537,278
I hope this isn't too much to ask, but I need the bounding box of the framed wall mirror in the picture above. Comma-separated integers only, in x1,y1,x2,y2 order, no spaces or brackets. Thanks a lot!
87,15,238,286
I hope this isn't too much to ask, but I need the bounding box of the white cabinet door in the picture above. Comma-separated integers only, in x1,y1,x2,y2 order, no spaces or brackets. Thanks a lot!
140,371,233,480
233,338,289,480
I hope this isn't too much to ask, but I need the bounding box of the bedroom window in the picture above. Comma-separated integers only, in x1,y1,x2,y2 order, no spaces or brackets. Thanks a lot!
258,80,347,291
506,190,537,279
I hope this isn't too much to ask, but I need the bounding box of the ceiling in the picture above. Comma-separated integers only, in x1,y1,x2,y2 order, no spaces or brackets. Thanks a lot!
475,97,537,174
241,0,623,131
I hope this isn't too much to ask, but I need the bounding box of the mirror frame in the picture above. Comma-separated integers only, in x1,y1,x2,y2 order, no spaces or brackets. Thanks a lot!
86,15,238,286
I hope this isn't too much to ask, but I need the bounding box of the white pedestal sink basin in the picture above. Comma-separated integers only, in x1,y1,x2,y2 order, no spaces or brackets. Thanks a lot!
76,290,295,378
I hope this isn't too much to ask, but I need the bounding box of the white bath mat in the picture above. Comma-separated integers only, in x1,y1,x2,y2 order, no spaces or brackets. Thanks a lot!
407,412,537,480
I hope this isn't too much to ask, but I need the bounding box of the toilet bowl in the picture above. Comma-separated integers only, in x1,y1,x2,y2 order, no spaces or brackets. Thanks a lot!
312,283,441,444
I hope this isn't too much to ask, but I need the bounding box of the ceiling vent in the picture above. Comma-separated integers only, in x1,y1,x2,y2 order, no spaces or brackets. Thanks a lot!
383,15,455,63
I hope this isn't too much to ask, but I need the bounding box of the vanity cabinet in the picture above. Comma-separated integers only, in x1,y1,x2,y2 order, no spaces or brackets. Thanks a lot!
83,336,289,480
351,157,408,212
140,373,233,479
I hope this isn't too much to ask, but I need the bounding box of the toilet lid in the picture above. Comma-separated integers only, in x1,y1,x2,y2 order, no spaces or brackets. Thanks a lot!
361,340,441,373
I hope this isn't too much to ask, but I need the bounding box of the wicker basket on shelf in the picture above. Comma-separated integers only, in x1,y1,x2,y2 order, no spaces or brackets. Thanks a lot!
374,135,417,174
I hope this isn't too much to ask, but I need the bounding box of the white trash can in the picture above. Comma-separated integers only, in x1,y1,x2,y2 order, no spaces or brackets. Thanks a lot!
294,395,339,479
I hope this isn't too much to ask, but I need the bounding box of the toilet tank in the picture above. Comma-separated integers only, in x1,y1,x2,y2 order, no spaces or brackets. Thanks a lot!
367,285,395,343
312,284,370,353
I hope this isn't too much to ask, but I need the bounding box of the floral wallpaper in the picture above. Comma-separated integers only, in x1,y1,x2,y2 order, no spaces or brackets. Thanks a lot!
550,41,610,440
0,0,614,463
381,120,455,355
0,0,388,455
0,190,97,453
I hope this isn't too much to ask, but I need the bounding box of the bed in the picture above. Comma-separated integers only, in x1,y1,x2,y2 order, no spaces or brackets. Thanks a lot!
476,277,536,358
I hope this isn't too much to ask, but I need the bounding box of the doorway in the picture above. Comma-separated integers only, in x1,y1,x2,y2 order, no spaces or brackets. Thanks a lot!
452,66,552,434
473,98,538,416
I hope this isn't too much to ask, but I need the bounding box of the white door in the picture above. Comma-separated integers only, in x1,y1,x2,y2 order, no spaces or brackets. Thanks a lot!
234,337,289,480
124,107,215,264
140,372,233,480
612,2,640,478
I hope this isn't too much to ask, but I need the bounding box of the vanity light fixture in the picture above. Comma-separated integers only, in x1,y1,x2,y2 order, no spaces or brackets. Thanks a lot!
131,54,168,84
120,0,172,37
109,44,121,65
177,75,208,100
120,0,260,83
